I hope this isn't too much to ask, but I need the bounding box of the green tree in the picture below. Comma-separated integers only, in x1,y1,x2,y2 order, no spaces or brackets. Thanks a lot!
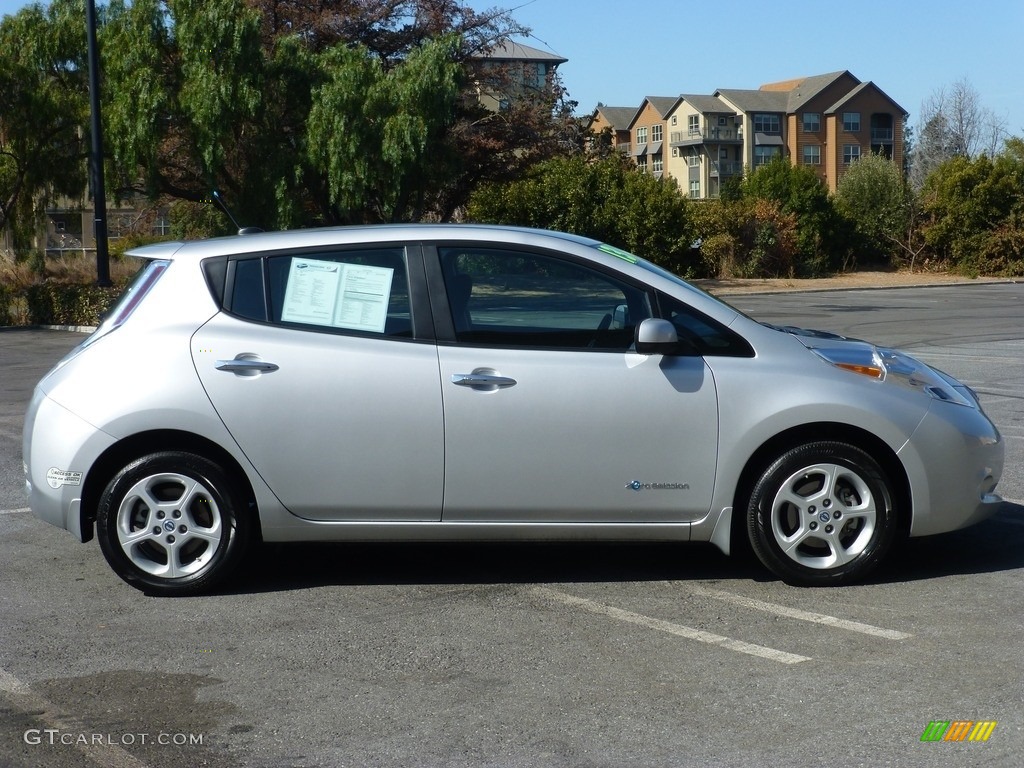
921,140,1024,275
307,34,462,222
468,155,698,275
0,0,89,253
741,158,847,275
834,152,923,269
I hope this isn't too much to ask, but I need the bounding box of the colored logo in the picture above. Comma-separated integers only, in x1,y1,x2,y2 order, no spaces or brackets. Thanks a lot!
920,720,997,742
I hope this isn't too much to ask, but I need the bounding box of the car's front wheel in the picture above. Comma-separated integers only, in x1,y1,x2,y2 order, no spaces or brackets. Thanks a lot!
97,452,250,596
746,441,898,586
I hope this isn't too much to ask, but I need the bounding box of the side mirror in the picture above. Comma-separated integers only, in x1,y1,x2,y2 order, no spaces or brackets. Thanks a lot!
636,318,678,355
635,318,699,356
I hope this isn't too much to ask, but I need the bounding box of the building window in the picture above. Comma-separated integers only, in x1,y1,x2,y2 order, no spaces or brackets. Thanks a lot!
686,153,700,167
651,124,662,143
802,145,821,165
636,126,647,145
652,154,663,173
688,114,700,135
636,154,648,171
843,144,861,164
753,113,780,133
802,113,820,132
718,116,727,126
671,147,679,157
689,180,700,199
843,112,861,132
153,214,171,236
671,115,677,126
754,146,781,166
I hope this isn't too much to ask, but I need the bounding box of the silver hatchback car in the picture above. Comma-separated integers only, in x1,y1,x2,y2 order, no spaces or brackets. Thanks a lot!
23,225,1004,595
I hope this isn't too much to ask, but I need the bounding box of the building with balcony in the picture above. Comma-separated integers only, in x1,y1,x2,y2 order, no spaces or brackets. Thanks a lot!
604,71,906,198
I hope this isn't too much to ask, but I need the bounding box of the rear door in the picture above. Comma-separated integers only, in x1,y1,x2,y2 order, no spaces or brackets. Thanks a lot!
193,245,445,521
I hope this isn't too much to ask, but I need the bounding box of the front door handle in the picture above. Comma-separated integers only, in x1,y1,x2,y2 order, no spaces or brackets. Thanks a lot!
451,372,517,390
215,357,279,375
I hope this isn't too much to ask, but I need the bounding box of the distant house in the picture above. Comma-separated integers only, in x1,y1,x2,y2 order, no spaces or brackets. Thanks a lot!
586,105,636,154
597,70,907,198
625,97,677,178
469,40,567,112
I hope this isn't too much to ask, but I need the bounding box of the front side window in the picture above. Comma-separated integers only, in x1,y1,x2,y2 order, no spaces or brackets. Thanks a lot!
438,247,651,350
227,248,412,337
657,292,754,357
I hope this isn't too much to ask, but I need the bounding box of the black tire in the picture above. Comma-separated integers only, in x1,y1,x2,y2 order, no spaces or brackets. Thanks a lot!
746,441,898,586
96,451,251,596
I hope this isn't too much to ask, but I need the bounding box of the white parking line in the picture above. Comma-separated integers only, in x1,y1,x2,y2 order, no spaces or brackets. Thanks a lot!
691,587,912,640
531,586,811,665
0,508,29,515
0,664,152,768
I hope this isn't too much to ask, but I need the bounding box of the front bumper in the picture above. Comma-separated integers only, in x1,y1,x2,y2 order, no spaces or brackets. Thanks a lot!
899,399,1004,537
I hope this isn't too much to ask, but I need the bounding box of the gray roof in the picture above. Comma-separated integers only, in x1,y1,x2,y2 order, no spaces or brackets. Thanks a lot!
826,81,908,116
645,96,680,119
776,71,855,112
714,88,789,113
591,106,639,131
678,94,733,114
477,40,567,65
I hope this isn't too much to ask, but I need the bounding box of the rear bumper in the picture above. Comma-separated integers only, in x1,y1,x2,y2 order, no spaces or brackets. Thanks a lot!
23,387,115,542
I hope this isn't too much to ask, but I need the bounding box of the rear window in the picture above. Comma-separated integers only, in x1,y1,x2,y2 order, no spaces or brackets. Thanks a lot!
82,259,169,347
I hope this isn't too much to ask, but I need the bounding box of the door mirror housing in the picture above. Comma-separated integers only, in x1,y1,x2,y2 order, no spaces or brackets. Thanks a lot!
635,318,696,356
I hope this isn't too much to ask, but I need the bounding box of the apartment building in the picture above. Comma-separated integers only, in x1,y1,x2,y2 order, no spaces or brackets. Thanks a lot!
586,105,635,153
609,71,906,198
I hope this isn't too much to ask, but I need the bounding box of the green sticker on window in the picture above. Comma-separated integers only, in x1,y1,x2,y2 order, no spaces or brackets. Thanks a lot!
598,244,638,264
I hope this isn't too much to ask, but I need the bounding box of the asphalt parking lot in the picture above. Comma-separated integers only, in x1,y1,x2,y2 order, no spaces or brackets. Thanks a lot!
2,282,1023,768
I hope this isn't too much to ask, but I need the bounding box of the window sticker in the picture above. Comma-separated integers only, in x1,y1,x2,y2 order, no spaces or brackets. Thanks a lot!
281,257,394,333
597,244,638,264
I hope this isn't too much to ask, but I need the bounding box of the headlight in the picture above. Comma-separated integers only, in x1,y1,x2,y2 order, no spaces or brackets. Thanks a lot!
812,346,977,408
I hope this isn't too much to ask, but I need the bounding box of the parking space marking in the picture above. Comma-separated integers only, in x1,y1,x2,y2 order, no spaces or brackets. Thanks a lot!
0,664,152,768
0,508,29,515
691,587,912,640
531,586,811,665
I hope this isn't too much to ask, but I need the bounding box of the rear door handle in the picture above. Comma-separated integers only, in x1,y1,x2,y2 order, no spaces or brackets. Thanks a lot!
451,373,517,390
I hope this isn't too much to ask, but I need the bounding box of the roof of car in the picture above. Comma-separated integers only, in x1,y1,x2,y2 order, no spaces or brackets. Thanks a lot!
126,223,604,261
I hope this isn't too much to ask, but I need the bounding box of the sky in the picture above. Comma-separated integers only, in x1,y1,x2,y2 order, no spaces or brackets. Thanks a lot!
2,0,1022,138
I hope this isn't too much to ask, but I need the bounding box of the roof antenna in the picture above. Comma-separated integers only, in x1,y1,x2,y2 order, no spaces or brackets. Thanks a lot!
211,190,263,235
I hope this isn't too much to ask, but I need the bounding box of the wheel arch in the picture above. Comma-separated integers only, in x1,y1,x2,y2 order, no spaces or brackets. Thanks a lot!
80,430,261,544
730,422,913,548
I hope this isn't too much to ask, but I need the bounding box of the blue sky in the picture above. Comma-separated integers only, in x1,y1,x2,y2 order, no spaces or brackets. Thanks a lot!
3,0,1022,138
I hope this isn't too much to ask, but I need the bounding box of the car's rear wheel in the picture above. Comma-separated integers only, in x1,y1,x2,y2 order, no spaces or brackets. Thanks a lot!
746,441,897,586
97,452,250,596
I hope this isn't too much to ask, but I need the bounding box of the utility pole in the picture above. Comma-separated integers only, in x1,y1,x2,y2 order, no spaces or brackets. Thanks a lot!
86,0,111,286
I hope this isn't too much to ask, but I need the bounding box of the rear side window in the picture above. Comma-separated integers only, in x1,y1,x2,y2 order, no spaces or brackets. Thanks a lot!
226,248,412,338
83,259,169,348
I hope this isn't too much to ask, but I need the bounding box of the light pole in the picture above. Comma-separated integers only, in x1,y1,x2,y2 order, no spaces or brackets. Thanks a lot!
85,0,111,286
